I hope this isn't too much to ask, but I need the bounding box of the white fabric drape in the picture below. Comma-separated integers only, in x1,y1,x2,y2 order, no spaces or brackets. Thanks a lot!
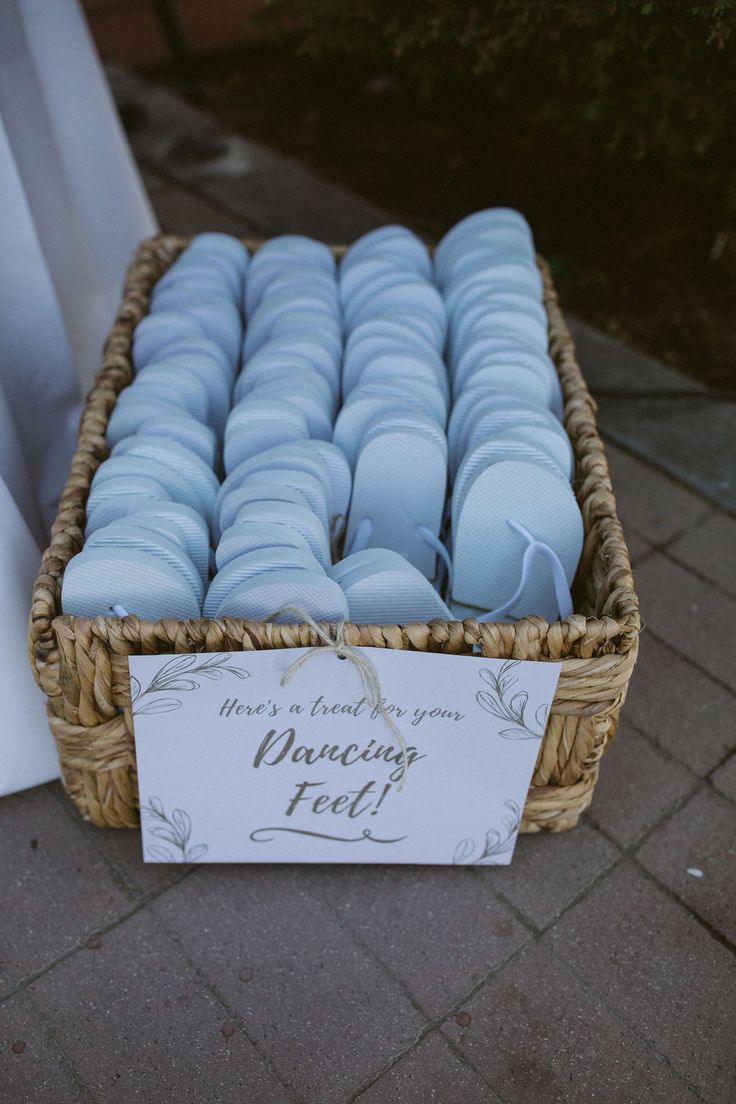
0,0,157,794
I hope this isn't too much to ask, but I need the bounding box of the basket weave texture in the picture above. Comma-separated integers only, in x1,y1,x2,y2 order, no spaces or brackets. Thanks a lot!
28,235,640,833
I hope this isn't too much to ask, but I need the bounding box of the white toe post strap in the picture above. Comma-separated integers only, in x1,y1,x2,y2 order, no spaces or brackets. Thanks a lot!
415,525,452,589
346,515,373,556
346,517,451,592
477,519,573,623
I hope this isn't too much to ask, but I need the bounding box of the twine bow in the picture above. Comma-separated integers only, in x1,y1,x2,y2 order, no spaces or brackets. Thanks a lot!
269,606,410,790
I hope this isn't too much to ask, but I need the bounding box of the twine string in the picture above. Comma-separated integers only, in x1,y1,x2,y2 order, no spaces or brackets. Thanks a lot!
269,605,410,790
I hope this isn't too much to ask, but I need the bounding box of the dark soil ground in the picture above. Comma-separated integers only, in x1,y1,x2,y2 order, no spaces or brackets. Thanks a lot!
152,42,735,393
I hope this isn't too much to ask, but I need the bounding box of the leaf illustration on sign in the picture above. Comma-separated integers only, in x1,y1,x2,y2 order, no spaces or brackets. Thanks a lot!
140,796,208,862
452,800,521,864
475,661,549,740
132,654,249,715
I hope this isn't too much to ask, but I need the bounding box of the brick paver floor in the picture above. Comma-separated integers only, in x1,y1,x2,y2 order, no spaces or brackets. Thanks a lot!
2,79,734,1103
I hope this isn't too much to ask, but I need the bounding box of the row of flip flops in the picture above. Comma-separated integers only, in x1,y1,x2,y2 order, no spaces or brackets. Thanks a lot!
209,238,349,618
439,210,583,622
63,234,247,619
339,225,450,594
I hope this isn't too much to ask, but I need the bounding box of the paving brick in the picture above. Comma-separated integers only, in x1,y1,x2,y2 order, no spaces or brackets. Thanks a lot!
0,785,130,992
624,633,736,774
150,185,253,237
71,815,188,900
668,510,736,600
634,553,736,690
204,171,387,242
548,862,736,1102
309,865,530,1018
356,1032,501,1104
111,69,282,181
51,777,187,899
567,314,704,398
597,395,736,514
589,721,695,847
152,867,425,1102
0,992,92,1104
490,821,617,929
637,788,736,944
602,441,710,544
28,908,291,1104
116,69,389,243
711,752,736,802
443,940,699,1104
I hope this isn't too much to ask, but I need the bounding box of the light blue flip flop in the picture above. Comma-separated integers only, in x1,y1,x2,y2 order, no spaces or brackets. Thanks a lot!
107,394,207,448
136,358,229,433
163,298,243,370
204,546,324,616
339,255,418,308
443,257,543,300
217,482,313,535
85,479,172,533
224,399,310,472
450,460,583,618
452,439,570,529
152,276,237,312
213,569,348,622
61,547,202,621
135,335,235,387
110,438,219,525
333,396,444,469
238,333,340,392
338,552,453,624
219,470,328,534
452,362,553,407
84,522,204,602
91,456,206,522
215,522,315,572
217,448,334,528
340,225,431,279
345,422,447,578
246,265,338,318
465,424,573,482
185,232,250,275
345,379,447,425
231,502,331,568
161,252,242,300
137,416,217,467
125,501,210,584
132,311,207,370
249,235,335,275
234,357,338,410
259,440,352,523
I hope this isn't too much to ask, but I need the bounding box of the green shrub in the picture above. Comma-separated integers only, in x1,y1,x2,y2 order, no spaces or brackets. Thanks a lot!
259,1,736,180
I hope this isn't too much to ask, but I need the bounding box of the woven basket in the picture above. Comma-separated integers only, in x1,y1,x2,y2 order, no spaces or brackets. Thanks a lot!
28,234,640,833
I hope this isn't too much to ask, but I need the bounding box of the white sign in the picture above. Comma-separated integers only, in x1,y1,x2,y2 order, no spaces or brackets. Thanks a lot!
129,648,561,866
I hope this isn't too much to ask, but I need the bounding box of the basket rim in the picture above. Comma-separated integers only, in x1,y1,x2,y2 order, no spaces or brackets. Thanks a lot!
28,233,641,682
